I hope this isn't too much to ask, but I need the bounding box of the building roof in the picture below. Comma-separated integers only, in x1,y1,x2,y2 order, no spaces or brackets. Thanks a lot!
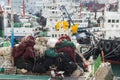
86,3,105,12
109,2,118,11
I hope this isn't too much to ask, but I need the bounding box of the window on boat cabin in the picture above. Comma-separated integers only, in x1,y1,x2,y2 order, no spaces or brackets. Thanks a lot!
52,11,55,14
50,19,52,21
37,7,39,10
55,19,58,22
111,25,114,27
112,20,115,23
90,14,94,16
55,34,57,37
116,25,119,27
52,34,54,37
109,37,112,39
52,27,55,30
108,19,111,23
84,20,88,22
83,13,87,16
6,7,11,10
79,20,82,23
59,34,61,37
116,20,119,23
54,7,57,9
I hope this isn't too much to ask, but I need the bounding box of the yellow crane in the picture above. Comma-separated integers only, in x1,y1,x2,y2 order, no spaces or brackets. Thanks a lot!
55,5,78,35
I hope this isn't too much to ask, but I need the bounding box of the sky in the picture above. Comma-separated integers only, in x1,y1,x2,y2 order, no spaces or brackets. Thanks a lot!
80,0,118,3
0,0,118,6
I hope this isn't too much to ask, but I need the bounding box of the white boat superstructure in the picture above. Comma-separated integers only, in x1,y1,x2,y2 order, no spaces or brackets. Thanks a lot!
40,1,100,38
2,0,120,40
103,0,120,39
43,1,97,30
2,3,39,38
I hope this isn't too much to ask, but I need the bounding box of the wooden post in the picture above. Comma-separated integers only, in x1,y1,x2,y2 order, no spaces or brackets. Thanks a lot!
101,50,104,62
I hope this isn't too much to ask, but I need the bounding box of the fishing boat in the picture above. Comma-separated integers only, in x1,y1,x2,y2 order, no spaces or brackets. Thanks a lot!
1,0,120,79
0,0,40,39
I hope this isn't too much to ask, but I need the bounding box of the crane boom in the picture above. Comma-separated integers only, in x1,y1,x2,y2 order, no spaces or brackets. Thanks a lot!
59,5,79,35
60,5,74,25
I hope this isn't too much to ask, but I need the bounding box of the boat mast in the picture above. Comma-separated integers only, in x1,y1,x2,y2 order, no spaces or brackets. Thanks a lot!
118,0,120,12
79,1,83,18
0,5,3,14
22,0,25,18
8,0,10,6
10,0,13,30
53,0,56,3
94,0,97,20
0,5,4,37
10,0,14,48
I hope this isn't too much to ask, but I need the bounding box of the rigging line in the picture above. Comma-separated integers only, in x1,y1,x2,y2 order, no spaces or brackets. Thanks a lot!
83,36,100,54
83,44,98,55
104,52,120,58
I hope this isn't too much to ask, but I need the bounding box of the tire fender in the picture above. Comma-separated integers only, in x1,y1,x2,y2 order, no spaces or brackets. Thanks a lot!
104,41,111,52
98,40,104,51
112,42,119,53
